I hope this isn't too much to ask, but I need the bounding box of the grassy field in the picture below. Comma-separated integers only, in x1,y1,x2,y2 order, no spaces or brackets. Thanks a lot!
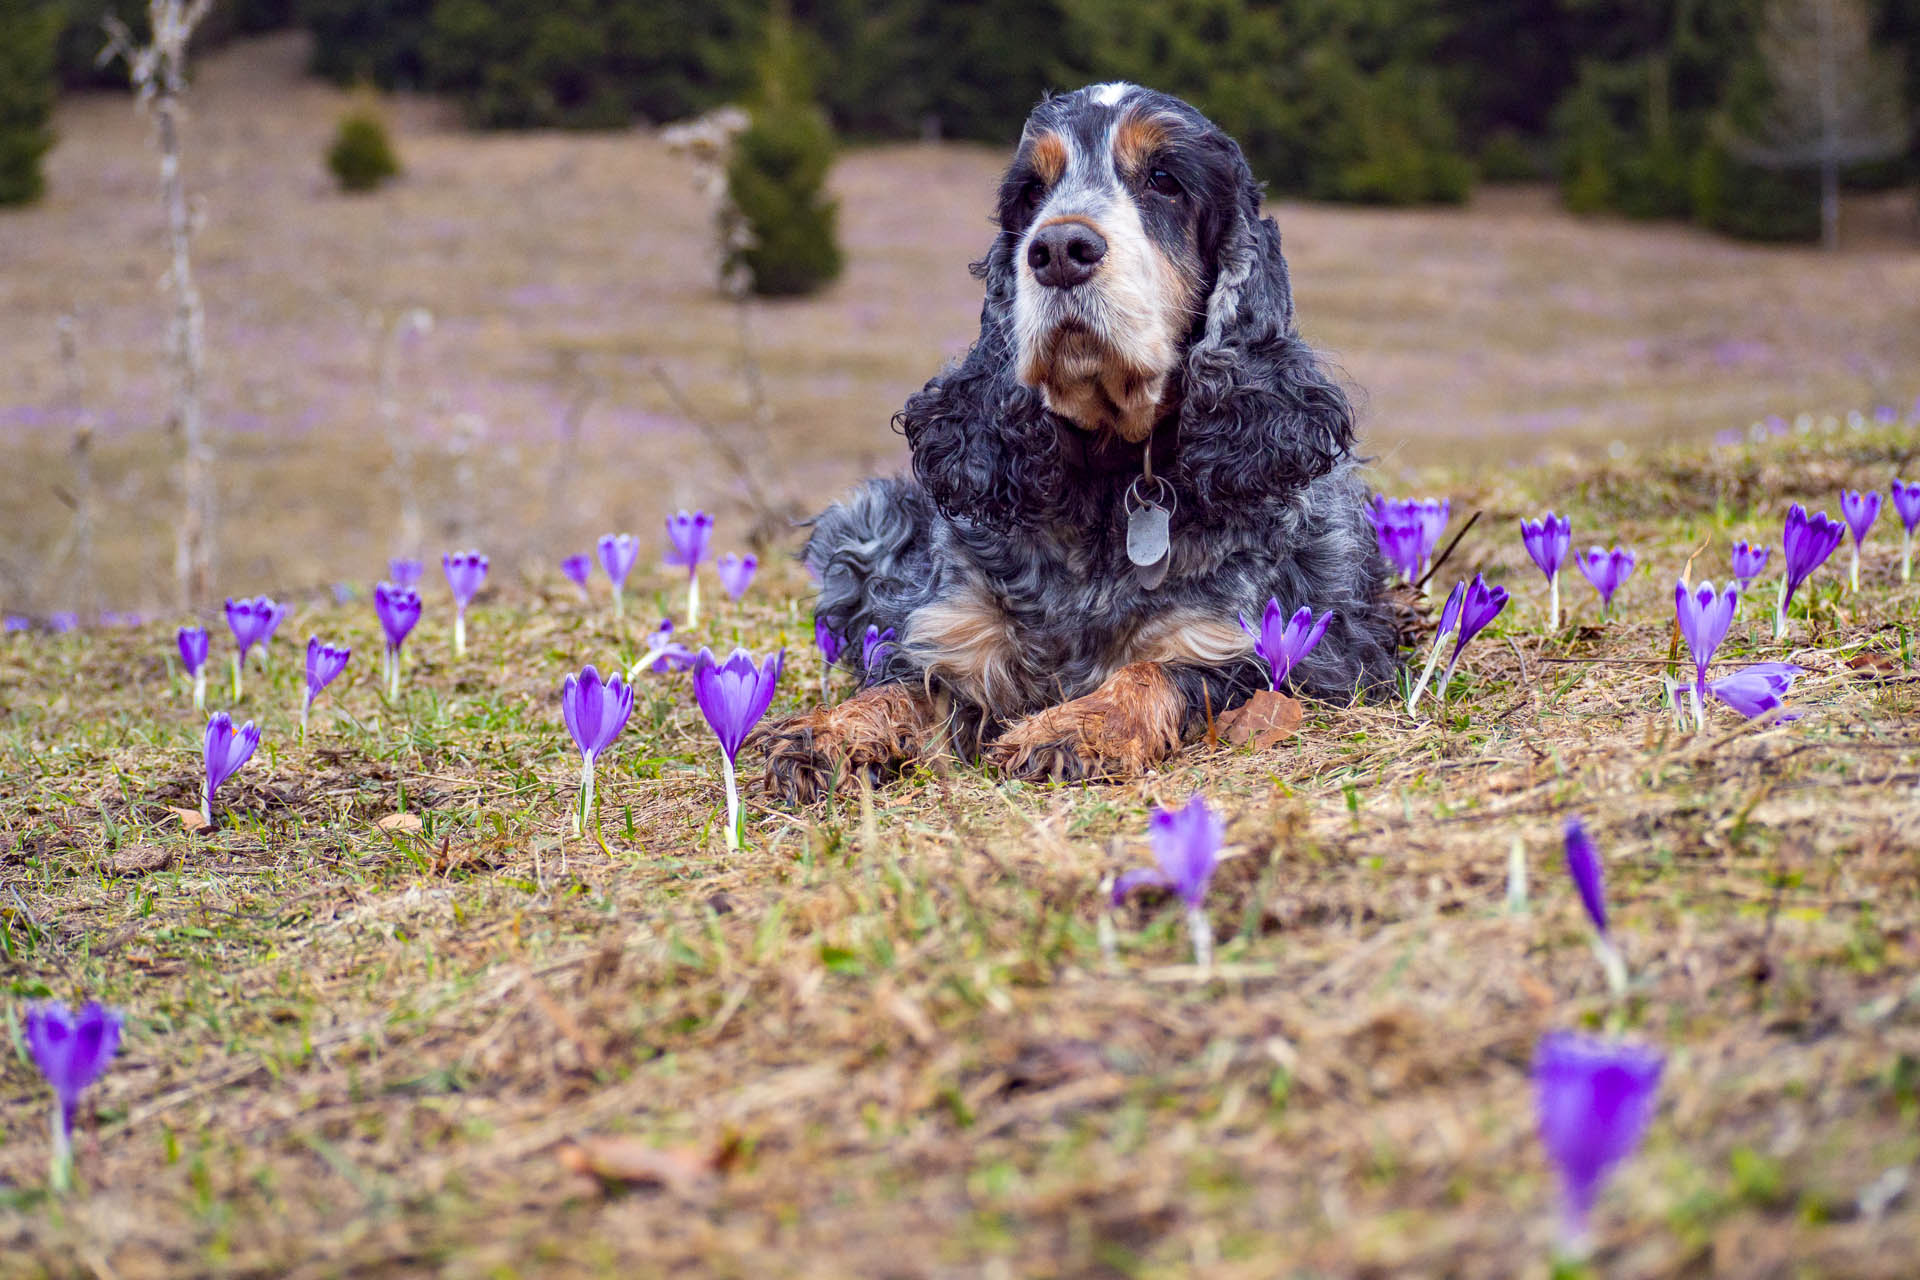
4,33,1920,616
3,418,1918,1277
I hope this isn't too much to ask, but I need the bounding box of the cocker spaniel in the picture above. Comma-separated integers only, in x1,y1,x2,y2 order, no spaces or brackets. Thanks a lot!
761,83,1400,798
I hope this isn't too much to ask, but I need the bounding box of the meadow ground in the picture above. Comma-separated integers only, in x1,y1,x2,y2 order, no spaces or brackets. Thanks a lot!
4,34,1920,616
2,420,1919,1278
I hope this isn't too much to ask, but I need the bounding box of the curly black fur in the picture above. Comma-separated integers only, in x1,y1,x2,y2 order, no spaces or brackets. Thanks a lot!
801,85,1401,762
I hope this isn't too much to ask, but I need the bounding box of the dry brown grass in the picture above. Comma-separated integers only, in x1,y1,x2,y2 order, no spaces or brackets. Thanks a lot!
4,34,1919,616
3,416,1919,1277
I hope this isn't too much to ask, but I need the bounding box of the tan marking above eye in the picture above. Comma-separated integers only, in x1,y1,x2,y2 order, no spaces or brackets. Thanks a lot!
1028,132,1068,186
1113,115,1169,178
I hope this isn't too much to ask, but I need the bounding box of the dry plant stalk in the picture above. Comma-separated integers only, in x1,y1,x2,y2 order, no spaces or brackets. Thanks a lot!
101,0,217,610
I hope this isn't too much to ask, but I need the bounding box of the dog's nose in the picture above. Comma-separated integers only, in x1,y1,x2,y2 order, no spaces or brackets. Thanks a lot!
1026,223,1107,288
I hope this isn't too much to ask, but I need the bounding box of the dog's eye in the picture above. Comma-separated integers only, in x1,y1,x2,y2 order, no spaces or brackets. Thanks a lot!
1145,168,1183,199
1018,178,1046,210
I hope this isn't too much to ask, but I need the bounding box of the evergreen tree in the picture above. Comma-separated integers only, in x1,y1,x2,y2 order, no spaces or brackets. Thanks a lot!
0,0,61,206
727,9,843,296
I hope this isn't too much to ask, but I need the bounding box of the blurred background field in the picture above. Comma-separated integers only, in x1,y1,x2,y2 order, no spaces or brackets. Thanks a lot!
2,6,1919,616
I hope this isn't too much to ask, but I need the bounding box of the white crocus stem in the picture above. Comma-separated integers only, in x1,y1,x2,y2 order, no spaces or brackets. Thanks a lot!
1435,646,1466,701
1850,544,1861,593
719,749,740,850
191,669,206,712
1186,904,1214,970
1595,934,1629,999
1548,572,1560,630
1774,575,1789,641
820,668,832,704
300,694,310,748
201,777,213,827
49,1106,72,1195
1506,836,1528,913
576,751,595,837
611,584,624,619
1903,529,1913,583
231,653,243,701
1688,681,1705,734
453,608,466,658
387,645,401,700
1406,625,1455,717
687,574,701,628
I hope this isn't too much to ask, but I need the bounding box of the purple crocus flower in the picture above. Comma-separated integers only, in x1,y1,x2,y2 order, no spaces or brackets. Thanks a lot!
862,624,896,682
1564,815,1625,993
1775,504,1846,638
561,553,592,597
1413,498,1450,570
24,1000,123,1192
202,711,261,825
49,611,79,634
631,619,696,675
388,558,423,588
1436,574,1509,697
716,552,758,602
597,533,639,618
1673,579,1738,729
816,614,845,701
1576,547,1635,618
1112,793,1225,967
1709,661,1803,723
1533,1031,1663,1252
1521,512,1572,628
692,647,785,850
374,581,422,699
1238,599,1331,691
441,550,489,656
1891,479,1920,583
302,637,351,744
1840,490,1881,592
1730,540,1771,589
1369,496,1446,581
224,596,278,698
1407,579,1467,715
560,664,634,838
665,511,714,625
257,601,290,663
177,625,210,711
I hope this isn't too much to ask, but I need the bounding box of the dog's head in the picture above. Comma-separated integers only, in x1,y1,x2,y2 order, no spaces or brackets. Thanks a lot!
900,84,1351,532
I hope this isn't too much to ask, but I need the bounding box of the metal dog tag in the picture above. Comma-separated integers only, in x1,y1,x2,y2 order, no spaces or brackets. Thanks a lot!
1126,501,1170,569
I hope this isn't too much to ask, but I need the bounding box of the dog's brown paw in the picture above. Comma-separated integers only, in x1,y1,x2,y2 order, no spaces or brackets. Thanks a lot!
983,662,1185,782
755,684,939,804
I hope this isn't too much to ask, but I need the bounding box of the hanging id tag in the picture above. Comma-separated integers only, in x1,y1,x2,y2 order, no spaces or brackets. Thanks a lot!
1125,476,1174,589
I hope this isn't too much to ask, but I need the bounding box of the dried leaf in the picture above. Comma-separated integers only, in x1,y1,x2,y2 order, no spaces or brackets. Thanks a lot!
1216,690,1304,749
376,812,423,833
1846,651,1903,681
108,846,174,875
557,1137,719,1201
168,806,209,832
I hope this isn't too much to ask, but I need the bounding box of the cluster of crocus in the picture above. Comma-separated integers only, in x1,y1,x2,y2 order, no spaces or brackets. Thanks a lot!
374,581,422,699
302,637,351,744
224,596,280,698
1775,503,1845,639
177,625,210,711
1729,540,1770,589
597,533,639,618
1533,1030,1664,1260
1672,579,1806,729
442,550,489,656
1893,479,1920,582
815,614,845,702
692,647,784,849
1112,793,1224,968
560,553,592,598
203,711,261,826
1840,490,1880,592
24,1000,122,1193
665,510,714,625
717,552,758,603
560,665,634,839
388,558,423,588
1407,575,1508,714
1576,546,1636,619
1369,496,1450,581
862,625,896,683
1520,512,1572,628
630,618,696,676
1238,599,1331,690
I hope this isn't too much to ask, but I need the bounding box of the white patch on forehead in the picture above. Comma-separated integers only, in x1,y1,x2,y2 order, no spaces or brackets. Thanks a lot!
1087,82,1135,107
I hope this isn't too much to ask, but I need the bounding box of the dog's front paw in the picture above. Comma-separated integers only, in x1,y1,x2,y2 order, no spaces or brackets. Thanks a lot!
983,662,1184,782
755,685,938,804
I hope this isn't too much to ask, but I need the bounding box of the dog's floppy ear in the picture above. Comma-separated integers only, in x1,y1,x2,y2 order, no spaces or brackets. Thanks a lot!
894,231,1062,533
1175,135,1355,516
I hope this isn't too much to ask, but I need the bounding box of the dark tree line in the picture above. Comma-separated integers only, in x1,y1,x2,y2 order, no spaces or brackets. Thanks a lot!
7,0,1916,243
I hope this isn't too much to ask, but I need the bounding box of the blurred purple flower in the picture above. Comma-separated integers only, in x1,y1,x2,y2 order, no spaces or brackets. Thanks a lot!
177,625,210,711
388,558,423,588
717,552,758,602
441,550,489,656
1562,816,1607,936
561,553,592,596
1521,512,1572,628
1575,547,1636,617
4,615,30,633
202,711,261,825
561,664,634,836
302,637,350,743
1775,504,1845,637
25,999,122,1192
1730,540,1771,589
1673,579,1737,728
1709,661,1803,722
224,596,278,697
816,614,845,700
634,618,696,674
692,646,785,849
374,581,422,698
861,624,896,681
597,533,639,617
1875,404,1898,425
665,511,714,625
1112,794,1225,966
1840,489,1881,592
1533,1031,1663,1249
1369,496,1448,579
1893,479,1920,583
331,583,355,605
1238,599,1330,691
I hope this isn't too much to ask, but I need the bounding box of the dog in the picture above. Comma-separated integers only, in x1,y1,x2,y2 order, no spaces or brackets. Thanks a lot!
760,83,1401,799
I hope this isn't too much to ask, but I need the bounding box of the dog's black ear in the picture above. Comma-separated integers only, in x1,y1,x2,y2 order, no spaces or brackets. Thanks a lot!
1175,135,1355,517
895,232,1061,532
